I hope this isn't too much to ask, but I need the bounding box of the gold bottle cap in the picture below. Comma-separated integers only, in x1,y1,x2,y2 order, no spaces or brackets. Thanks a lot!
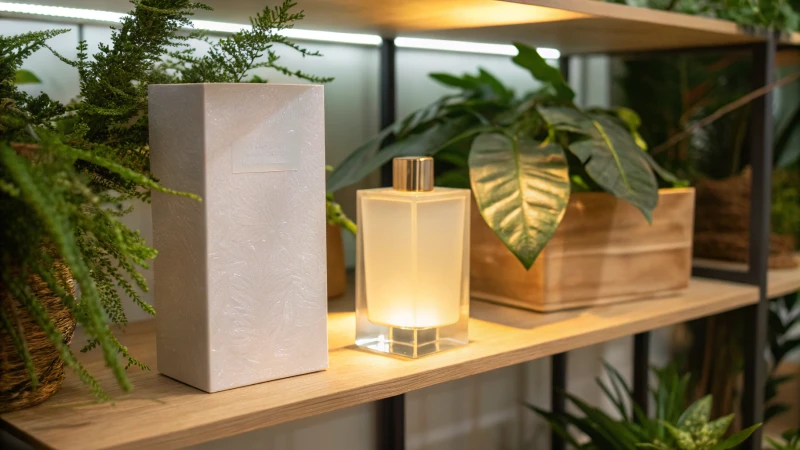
393,157,434,192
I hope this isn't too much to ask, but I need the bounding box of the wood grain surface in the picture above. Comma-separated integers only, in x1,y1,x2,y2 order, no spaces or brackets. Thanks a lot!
0,275,769,450
472,189,695,311
694,255,800,298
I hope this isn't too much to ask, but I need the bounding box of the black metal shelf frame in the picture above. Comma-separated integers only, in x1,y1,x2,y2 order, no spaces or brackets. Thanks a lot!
375,34,777,450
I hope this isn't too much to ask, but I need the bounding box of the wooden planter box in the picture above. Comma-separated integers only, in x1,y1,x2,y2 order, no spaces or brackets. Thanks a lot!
470,188,695,312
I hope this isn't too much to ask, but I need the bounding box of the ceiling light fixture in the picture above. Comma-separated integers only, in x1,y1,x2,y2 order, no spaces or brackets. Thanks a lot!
395,37,560,59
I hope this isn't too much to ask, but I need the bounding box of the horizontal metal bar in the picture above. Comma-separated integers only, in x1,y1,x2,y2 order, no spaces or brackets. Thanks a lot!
691,266,753,284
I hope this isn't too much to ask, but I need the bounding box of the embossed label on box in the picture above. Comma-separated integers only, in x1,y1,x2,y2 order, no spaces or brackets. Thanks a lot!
232,130,301,173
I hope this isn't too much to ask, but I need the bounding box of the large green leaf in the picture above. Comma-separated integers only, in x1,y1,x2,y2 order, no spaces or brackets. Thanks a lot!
429,72,479,91
537,104,594,134
469,133,570,269
539,106,659,222
476,68,513,102
512,42,575,102
326,116,478,192
710,423,761,450
14,69,41,84
430,68,513,103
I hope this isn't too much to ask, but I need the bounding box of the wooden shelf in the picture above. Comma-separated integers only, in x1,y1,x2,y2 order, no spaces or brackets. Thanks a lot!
694,256,800,298
18,0,800,54
771,264,800,297
1,275,769,450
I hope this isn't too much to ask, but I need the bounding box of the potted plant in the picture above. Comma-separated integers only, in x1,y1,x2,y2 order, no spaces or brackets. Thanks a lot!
1,0,332,407
533,363,761,449
327,44,692,312
0,14,201,409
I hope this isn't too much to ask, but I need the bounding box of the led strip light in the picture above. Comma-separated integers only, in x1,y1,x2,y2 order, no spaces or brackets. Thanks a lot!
0,2,560,58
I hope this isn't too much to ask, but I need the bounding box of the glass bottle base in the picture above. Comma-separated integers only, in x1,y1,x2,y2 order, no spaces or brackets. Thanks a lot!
356,325,466,358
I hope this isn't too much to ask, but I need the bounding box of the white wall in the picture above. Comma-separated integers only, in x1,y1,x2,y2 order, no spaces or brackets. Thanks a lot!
1,17,667,450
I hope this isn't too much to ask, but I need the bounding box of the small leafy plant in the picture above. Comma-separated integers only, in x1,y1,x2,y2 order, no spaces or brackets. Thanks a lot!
532,363,761,450
327,43,677,269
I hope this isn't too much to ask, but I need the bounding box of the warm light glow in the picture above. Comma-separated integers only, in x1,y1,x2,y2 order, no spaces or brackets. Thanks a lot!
395,37,560,58
361,190,466,329
0,2,559,57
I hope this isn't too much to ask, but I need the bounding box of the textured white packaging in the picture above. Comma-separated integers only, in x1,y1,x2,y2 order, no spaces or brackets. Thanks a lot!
149,83,328,393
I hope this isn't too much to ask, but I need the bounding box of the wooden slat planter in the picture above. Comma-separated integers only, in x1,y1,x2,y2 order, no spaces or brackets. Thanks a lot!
471,188,696,312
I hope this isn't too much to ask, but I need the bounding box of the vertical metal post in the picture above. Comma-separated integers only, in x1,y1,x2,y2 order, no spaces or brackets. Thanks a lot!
377,36,405,450
741,35,775,450
379,37,397,188
378,394,405,450
559,56,571,86
549,53,571,450
633,332,650,415
551,353,567,450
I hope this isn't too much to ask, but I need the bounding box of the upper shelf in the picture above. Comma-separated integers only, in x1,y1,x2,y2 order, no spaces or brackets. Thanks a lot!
5,271,788,450
17,0,800,54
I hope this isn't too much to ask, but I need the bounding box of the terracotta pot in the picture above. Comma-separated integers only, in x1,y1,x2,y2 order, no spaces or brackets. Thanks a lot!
694,168,797,269
0,259,76,413
327,225,347,298
471,188,695,312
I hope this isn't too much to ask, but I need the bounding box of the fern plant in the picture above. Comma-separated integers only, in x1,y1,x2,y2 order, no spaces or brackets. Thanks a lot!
2,0,331,400
1,27,198,400
161,0,332,84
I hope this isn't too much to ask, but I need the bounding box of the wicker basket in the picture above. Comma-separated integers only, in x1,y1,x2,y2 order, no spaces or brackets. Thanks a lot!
0,259,76,413
694,168,797,269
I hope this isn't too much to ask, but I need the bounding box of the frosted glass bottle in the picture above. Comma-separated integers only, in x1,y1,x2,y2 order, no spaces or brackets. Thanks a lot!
355,157,470,358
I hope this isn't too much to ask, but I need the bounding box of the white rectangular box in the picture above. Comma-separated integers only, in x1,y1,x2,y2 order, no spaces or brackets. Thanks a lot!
149,83,328,393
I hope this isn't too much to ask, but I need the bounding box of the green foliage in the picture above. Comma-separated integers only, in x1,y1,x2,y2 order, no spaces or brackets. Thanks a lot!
768,429,800,450
469,135,570,269
538,106,659,222
616,53,800,247
46,0,209,199
531,363,761,450
2,0,328,400
14,69,40,84
0,29,68,100
163,0,332,84
606,0,800,31
765,292,800,422
616,52,753,182
0,25,198,397
772,170,800,244
328,43,675,268
325,166,356,235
